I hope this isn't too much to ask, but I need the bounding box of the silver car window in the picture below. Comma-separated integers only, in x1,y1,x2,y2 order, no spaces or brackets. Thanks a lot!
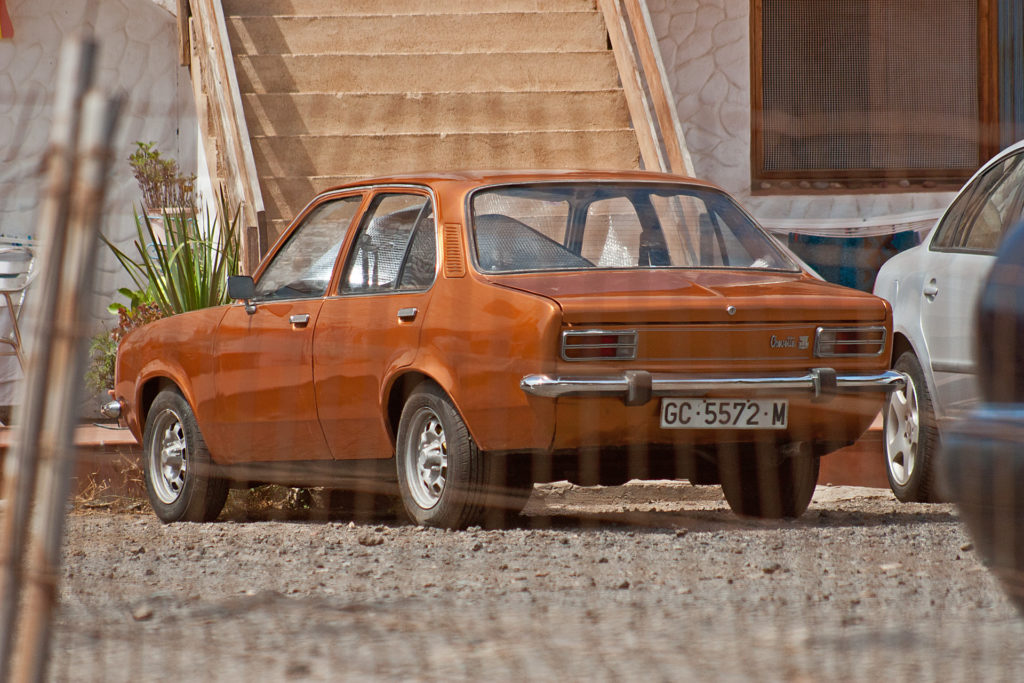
254,195,362,301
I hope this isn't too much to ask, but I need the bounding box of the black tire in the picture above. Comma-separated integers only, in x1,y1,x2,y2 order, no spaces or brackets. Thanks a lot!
395,383,531,528
689,456,720,485
718,444,819,519
884,351,939,502
142,389,228,523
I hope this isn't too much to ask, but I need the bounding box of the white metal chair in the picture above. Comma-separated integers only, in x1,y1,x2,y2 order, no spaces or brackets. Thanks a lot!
0,246,36,371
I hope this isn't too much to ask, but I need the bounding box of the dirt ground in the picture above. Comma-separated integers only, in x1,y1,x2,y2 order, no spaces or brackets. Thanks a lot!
33,482,1024,681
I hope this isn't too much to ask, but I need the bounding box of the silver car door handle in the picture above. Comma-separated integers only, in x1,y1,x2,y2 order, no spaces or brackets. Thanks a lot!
923,280,939,300
289,313,310,327
397,307,418,322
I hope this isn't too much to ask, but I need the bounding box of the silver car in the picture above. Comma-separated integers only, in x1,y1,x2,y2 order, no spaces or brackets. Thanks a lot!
874,139,1024,502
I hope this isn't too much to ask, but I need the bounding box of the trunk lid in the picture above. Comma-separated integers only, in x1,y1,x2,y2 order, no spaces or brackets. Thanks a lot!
486,270,887,325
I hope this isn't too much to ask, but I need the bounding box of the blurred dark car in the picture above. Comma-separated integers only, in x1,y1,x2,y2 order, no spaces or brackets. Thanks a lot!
941,220,1024,612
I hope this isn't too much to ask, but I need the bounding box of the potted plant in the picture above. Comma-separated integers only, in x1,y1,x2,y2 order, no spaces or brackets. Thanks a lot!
127,141,196,242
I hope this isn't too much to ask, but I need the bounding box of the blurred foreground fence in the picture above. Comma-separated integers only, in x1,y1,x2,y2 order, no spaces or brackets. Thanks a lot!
0,34,121,681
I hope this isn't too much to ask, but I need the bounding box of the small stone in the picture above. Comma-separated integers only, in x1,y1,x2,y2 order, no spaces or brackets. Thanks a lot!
617,580,630,590
674,529,688,538
471,542,483,552
762,563,782,575
598,557,609,564
132,605,153,621
357,533,385,547
960,542,974,552
286,663,311,677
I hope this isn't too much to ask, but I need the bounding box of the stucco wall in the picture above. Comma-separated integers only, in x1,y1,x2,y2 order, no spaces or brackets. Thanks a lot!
647,0,958,231
0,0,196,322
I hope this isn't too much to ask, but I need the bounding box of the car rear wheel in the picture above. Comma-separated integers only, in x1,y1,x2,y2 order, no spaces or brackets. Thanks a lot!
718,444,819,519
884,351,939,502
143,389,228,523
396,383,531,528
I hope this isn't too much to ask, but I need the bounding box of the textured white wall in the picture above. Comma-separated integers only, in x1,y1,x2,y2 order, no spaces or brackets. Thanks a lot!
0,0,196,322
646,0,957,228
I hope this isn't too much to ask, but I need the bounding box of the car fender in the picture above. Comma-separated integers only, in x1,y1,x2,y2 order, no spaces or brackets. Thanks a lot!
875,245,943,412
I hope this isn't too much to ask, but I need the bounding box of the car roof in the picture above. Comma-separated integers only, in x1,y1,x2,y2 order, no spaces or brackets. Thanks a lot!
317,169,720,194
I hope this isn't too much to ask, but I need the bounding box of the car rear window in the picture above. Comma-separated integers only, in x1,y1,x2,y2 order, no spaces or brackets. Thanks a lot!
470,183,799,274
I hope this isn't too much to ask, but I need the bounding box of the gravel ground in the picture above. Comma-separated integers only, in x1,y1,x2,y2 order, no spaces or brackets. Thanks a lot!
39,483,1024,681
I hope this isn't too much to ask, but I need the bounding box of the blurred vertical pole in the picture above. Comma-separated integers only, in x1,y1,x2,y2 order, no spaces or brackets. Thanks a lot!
0,35,95,679
12,87,121,683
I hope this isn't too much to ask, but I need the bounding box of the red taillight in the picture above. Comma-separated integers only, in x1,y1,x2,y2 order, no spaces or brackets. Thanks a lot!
814,327,886,357
562,330,638,361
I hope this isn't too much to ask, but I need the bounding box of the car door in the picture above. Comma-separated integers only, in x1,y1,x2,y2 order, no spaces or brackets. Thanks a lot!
207,193,364,463
921,151,1024,418
313,191,437,460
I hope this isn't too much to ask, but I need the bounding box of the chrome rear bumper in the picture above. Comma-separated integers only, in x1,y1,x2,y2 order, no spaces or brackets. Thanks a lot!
520,368,906,406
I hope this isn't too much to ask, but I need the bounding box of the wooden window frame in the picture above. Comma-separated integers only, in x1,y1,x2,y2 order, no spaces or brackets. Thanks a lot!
750,0,999,194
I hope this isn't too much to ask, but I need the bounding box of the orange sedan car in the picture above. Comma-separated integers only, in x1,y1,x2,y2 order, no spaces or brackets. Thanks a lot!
106,170,903,527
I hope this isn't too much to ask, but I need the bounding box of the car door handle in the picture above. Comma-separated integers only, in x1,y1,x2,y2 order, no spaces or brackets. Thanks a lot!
289,313,310,328
923,280,939,301
397,307,418,322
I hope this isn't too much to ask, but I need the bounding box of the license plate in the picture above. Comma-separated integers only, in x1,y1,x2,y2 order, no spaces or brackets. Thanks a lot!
659,398,788,429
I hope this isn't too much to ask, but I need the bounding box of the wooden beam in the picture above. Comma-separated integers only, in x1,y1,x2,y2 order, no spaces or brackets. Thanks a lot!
177,0,190,67
623,0,693,176
598,0,664,172
191,0,266,273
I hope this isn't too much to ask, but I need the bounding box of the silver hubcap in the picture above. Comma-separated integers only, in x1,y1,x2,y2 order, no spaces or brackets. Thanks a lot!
149,409,187,504
886,375,919,486
404,408,448,509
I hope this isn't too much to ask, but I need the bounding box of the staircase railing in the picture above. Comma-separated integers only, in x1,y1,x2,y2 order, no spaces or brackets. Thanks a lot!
179,0,266,274
599,0,694,176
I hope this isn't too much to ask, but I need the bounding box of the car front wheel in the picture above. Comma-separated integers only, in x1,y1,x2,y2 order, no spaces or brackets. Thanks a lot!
884,351,939,502
143,389,228,523
395,383,531,528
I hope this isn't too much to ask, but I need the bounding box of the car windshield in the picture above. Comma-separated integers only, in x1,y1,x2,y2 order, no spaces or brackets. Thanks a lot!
470,183,799,274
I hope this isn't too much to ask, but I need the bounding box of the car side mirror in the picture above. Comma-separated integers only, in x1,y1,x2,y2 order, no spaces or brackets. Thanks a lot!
228,275,256,314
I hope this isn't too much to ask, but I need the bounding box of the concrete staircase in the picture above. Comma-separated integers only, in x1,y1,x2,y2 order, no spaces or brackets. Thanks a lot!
219,0,642,242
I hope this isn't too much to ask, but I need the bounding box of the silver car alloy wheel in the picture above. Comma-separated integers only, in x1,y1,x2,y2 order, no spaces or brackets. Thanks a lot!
148,408,188,505
404,407,448,509
885,376,919,486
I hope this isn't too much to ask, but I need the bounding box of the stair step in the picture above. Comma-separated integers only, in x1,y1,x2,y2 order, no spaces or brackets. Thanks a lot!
243,91,631,136
236,52,621,94
228,14,607,55
224,0,598,17
253,130,641,184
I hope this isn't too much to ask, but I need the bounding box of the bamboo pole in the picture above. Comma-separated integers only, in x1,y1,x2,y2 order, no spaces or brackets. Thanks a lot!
0,35,96,680
12,88,121,683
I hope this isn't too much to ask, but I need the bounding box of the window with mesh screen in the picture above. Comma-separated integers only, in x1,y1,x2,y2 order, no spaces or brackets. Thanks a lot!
753,0,988,191
341,193,434,294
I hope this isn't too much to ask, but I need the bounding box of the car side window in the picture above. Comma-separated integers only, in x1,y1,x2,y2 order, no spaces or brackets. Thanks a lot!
254,195,362,301
932,152,1024,253
340,193,436,294
961,154,1024,252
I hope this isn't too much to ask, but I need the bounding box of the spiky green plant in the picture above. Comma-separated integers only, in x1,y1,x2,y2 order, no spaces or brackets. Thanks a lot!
103,188,241,316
